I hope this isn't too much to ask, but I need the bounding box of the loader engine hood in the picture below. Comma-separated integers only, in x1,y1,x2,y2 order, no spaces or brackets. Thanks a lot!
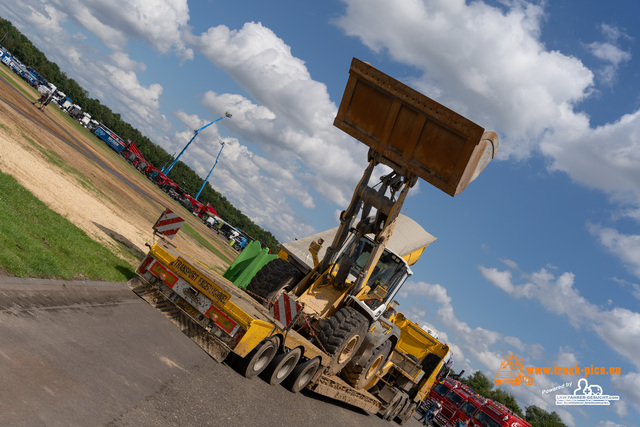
281,214,435,273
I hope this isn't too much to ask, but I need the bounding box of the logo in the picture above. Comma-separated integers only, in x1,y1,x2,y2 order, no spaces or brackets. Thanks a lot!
496,352,622,387
556,378,620,406
494,352,534,386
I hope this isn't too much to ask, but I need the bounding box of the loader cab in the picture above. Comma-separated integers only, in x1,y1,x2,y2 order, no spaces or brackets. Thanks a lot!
339,233,411,319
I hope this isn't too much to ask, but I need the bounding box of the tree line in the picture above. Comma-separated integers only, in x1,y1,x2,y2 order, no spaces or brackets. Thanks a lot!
0,17,280,252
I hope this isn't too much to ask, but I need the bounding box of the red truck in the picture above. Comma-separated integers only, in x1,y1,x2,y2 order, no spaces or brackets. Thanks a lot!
423,378,531,427
433,381,477,426
466,399,532,427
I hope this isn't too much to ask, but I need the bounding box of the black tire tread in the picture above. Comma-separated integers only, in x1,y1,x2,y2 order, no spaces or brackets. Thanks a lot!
246,258,303,302
341,339,392,388
316,306,368,374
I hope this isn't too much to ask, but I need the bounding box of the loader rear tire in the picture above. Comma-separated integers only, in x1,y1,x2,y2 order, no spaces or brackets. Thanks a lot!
246,258,303,305
316,306,368,375
282,357,321,393
342,339,392,389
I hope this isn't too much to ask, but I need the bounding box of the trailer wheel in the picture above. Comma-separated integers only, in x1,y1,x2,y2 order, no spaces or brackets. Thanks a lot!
394,393,413,423
398,401,417,425
382,391,406,421
246,258,303,305
317,306,368,375
260,347,302,386
282,357,321,393
236,336,280,379
342,339,392,389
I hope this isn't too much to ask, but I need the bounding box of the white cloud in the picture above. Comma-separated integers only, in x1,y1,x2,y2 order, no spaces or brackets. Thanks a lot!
334,1,640,255
402,280,539,372
588,223,640,279
189,22,369,212
49,0,193,60
168,112,317,241
482,265,640,376
401,280,578,425
596,422,627,427
586,23,632,86
187,22,335,132
108,51,146,73
611,372,640,415
500,258,519,270
335,0,594,160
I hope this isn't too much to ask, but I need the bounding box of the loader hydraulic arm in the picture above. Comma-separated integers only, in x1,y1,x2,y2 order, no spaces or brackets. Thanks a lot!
292,149,417,300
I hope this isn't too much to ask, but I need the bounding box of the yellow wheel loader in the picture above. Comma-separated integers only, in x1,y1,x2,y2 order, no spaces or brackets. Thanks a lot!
130,58,499,414
245,57,498,385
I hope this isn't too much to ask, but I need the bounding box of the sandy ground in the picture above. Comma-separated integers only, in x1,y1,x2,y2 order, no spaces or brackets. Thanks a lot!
0,70,236,274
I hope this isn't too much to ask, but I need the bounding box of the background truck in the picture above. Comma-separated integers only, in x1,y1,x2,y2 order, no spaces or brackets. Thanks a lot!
424,378,532,427
431,379,478,426
365,312,451,424
93,123,126,153
129,57,498,418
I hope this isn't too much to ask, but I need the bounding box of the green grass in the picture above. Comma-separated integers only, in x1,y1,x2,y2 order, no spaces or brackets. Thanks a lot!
0,169,136,281
19,131,115,205
182,222,234,266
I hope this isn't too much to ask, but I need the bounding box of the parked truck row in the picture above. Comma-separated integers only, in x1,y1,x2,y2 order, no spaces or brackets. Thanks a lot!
424,377,532,427
128,58,499,423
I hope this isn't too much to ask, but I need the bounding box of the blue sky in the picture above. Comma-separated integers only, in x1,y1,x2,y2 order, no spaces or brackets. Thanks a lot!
1,1,639,425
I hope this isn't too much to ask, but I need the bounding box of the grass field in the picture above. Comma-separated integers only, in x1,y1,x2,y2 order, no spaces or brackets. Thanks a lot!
0,169,136,281
0,67,238,281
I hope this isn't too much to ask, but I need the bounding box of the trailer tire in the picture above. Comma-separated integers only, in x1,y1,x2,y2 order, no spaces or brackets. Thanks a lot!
382,391,407,421
260,347,302,386
342,339,392,389
398,401,417,425
394,394,413,423
236,336,280,379
317,306,368,375
246,258,303,305
381,392,403,420
283,357,321,393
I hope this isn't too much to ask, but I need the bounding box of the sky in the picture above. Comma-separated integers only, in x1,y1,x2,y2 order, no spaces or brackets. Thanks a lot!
1,1,639,425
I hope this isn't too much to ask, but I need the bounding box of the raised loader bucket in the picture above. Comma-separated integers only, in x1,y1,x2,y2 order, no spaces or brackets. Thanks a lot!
334,58,499,196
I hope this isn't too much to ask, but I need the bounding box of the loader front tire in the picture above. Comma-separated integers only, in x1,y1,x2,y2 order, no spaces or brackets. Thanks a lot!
316,306,368,375
246,258,303,305
342,339,392,389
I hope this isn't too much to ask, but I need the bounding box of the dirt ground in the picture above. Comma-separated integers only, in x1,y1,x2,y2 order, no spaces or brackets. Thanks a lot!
0,70,237,274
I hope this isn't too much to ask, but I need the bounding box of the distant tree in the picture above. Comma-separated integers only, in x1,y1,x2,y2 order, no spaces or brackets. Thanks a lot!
525,406,567,427
491,388,524,418
462,371,494,396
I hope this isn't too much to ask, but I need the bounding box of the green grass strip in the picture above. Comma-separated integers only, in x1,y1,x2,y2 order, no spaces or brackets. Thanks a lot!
0,169,135,281
182,222,234,266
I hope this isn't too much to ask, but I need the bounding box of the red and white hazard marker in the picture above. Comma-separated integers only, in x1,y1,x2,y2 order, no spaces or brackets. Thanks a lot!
153,208,185,239
270,292,302,328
